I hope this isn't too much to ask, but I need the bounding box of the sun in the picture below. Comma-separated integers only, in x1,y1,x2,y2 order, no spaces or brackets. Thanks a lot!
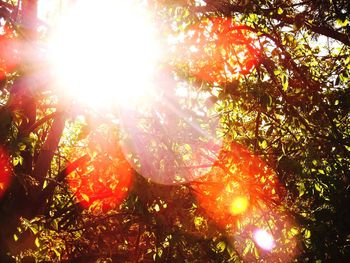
48,0,160,110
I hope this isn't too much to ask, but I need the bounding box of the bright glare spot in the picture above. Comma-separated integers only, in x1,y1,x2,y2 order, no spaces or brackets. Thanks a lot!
230,196,249,215
175,85,189,97
195,0,207,6
189,45,198,53
48,0,160,110
167,32,185,44
253,229,275,251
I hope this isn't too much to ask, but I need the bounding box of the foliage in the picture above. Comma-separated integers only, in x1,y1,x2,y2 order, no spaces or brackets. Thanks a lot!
0,0,349,262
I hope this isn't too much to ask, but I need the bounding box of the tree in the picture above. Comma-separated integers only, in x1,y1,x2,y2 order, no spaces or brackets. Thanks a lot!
0,0,349,262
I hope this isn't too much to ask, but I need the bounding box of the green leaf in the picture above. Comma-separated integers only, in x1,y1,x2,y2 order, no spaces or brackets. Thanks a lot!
336,19,348,27
318,169,325,175
35,237,40,248
248,13,258,22
289,227,299,237
243,243,250,256
157,248,163,257
260,140,268,149
274,69,281,75
315,183,322,192
281,74,288,91
13,156,23,166
194,216,204,228
304,229,311,239
298,182,305,197
19,143,26,151
30,226,38,235
216,241,226,252
43,180,48,189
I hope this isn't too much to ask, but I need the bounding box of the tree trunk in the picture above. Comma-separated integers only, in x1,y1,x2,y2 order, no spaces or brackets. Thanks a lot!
32,112,66,187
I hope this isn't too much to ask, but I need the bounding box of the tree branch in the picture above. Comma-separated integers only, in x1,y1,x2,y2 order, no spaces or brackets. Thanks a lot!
32,112,66,186
194,3,350,46
22,111,58,135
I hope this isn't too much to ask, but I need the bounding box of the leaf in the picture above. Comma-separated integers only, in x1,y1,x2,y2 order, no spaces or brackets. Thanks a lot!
19,143,26,151
304,229,311,239
314,183,322,192
81,193,90,202
183,143,192,151
335,19,348,27
289,227,299,237
260,140,268,149
243,243,250,256
318,169,325,175
277,7,283,15
42,180,48,189
281,73,288,91
52,248,61,259
157,248,163,257
298,182,305,197
216,241,226,252
274,69,281,75
13,156,23,166
28,224,38,235
35,237,40,248
154,204,160,212
194,216,204,228
254,246,259,258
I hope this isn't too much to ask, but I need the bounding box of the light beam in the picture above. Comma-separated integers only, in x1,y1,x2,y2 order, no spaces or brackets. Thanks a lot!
48,0,160,110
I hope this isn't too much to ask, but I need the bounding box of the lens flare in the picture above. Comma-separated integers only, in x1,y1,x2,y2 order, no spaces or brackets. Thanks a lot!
0,25,20,80
231,208,299,261
66,124,133,212
0,147,11,199
230,196,249,215
68,158,132,212
253,229,275,251
170,17,259,85
192,142,279,227
119,73,222,185
48,0,160,110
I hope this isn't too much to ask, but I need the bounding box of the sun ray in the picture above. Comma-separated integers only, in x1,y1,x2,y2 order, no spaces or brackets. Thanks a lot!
48,0,160,110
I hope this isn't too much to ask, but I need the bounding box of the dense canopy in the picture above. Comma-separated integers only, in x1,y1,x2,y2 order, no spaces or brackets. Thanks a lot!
0,0,349,262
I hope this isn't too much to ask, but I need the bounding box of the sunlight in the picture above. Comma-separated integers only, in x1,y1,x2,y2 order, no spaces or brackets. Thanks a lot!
66,123,133,213
229,195,249,215
0,147,11,199
48,0,160,110
171,17,259,85
253,229,275,251
118,75,222,185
